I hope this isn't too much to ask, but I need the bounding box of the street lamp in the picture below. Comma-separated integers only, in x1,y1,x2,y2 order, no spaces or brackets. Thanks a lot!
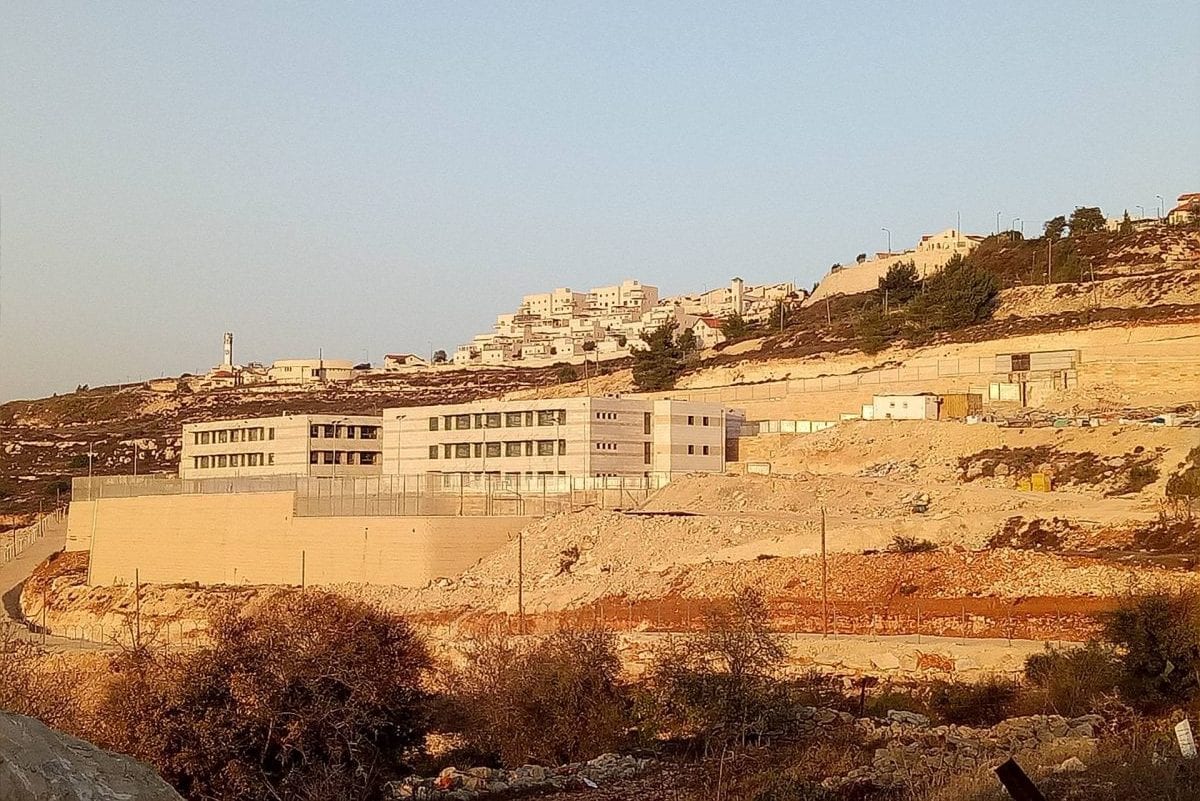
995,211,1002,235
881,227,891,255
1136,205,1145,220
1011,217,1021,239
1156,194,1165,219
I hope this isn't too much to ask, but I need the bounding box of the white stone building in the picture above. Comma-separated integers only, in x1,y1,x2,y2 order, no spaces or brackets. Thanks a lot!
180,414,384,479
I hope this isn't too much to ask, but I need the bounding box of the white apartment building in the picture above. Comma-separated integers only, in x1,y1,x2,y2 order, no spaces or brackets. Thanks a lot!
180,414,384,479
381,397,734,482
267,358,355,384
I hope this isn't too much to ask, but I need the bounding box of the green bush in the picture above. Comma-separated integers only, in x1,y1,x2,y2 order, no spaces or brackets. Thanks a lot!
1024,642,1120,717
631,322,685,391
1103,590,1200,711
888,535,938,554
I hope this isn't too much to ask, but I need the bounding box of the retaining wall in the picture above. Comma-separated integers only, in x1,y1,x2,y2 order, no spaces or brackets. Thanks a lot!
69,492,527,587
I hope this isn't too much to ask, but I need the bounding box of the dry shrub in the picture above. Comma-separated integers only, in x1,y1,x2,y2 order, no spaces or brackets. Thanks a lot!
646,587,789,752
1103,589,1200,711
1024,642,1120,717
443,625,631,767
0,628,84,729
94,590,430,801
926,676,1021,726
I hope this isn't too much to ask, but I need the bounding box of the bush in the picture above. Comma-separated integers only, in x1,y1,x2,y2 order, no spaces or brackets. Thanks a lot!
554,364,578,383
0,629,83,730
631,323,685,391
878,260,920,305
1110,463,1159,496
96,591,430,801
853,304,900,355
445,626,630,766
888,535,938,554
927,677,1020,726
1103,590,1200,711
907,254,999,335
647,587,787,751
1024,642,1120,717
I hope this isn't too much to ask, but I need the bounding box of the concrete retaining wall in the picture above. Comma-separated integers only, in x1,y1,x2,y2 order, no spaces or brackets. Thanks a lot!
69,492,527,587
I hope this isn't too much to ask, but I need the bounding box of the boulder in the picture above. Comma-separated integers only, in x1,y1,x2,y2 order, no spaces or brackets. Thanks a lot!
0,710,182,800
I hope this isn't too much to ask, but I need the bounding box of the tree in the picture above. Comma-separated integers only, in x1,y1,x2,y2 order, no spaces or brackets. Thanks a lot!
631,323,685,391
878,260,920,305
1118,210,1134,236
907,254,999,334
856,253,867,264
581,340,596,352
722,313,751,341
1103,591,1200,711
1043,216,1067,240
98,592,431,801
555,364,578,384
854,303,899,355
432,349,448,364
676,327,699,355
1068,206,1106,236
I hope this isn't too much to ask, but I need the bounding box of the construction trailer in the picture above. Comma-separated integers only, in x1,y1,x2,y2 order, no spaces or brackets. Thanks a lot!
870,393,940,420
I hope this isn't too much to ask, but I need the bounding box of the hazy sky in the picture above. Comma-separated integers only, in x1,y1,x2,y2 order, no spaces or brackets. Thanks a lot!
2,2,1198,401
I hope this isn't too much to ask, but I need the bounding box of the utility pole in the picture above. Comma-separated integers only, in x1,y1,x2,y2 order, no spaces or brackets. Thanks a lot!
821,506,828,638
517,528,525,635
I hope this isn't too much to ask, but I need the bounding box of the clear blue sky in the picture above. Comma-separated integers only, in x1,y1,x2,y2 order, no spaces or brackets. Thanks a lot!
2,2,1198,401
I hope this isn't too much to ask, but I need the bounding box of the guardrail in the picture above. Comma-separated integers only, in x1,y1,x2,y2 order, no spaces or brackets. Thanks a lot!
0,506,65,566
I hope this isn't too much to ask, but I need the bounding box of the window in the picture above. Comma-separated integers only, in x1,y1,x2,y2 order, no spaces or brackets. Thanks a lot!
537,409,558,426
702,416,710,426
644,442,651,464
429,417,439,431
524,411,534,427
268,428,275,440
455,443,471,459
687,416,695,426
360,427,379,440
429,445,439,459
687,445,695,455
218,430,229,443
218,455,228,467
199,431,211,444
268,453,274,465
444,444,452,458
310,425,320,438
524,441,534,456
558,439,567,456
505,441,523,457
199,455,210,468
537,440,555,456
643,412,651,435
505,411,523,427
473,443,482,458
473,413,483,428
323,425,335,438
310,451,320,464
360,452,378,465
346,426,357,439
455,414,471,430
248,428,258,442
486,442,501,458
702,445,710,455
485,413,501,428
193,433,201,445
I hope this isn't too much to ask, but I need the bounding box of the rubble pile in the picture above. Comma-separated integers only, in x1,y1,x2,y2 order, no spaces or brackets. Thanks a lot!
387,753,651,799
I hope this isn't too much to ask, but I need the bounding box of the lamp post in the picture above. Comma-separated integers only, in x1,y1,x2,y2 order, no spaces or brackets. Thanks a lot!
995,211,1002,235
1136,205,1145,220
1156,194,1165,219
881,227,891,255
1011,217,1021,241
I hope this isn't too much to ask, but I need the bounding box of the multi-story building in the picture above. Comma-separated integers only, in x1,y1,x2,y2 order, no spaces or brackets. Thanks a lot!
180,414,384,479
380,397,734,482
267,358,355,384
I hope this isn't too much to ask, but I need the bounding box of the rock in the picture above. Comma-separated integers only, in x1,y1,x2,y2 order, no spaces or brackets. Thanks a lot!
1053,756,1087,773
870,652,901,671
0,710,183,800
886,710,930,727
953,656,980,672
994,463,1010,477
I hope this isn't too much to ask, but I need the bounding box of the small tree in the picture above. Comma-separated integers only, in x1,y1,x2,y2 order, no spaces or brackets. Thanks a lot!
581,340,596,352
446,627,629,766
856,253,867,264
1068,206,1106,236
854,304,899,355
1043,215,1067,240
1103,590,1200,711
878,260,920,305
432,349,448,364
555,364,578,384
1118,210,1135,236
98,591,431,801
631,323,685,391
676,327,699,355
907,254,999,334
722,313,751,341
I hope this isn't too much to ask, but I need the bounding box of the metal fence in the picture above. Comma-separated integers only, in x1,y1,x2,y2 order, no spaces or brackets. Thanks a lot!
1,506,65,566
71,473,668,517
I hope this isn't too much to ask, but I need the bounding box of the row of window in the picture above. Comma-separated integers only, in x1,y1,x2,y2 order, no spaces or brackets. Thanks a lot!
429,440,567,459
192,452,275,469
309,424,381,439
687,445,714,455
685,415,716,426
308,451,379,465
429,409,567,431
193,427,275,445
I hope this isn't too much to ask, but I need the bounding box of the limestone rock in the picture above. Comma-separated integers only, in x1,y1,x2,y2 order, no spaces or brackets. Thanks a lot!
0,710,182,800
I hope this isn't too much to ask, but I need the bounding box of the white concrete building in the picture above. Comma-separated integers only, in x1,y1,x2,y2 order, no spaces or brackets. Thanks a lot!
180,414,384,479
381,397,733,482
267,358,355,384
868,394,940,420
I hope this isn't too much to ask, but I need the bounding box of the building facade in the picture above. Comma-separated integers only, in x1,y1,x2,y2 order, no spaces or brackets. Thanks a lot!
180,414,384,479
381,397,732,482
267,359,355,384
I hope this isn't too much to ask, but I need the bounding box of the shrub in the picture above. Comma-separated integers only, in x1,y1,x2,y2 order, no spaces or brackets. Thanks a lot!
1110,463,1160,496
647,587,787,751
1102,590,1200,711
878,260,920,305
554,364,578,384
96,591,430,801
0,629,83,730
853,304,900,355
445,626,630,766
631,323,685,391
888,535,938,554
927,677,1020,726
1024,642,1120,717
907,254,999,335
